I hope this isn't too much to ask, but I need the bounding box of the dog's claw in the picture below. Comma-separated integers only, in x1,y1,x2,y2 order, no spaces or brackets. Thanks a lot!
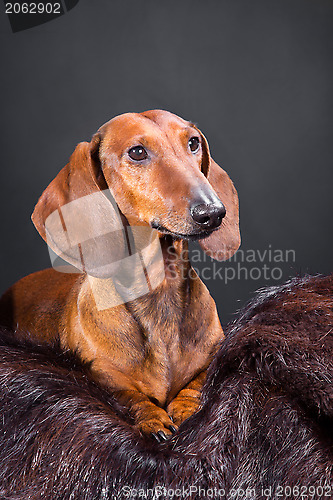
157,430,168,441
169,425,177,434
151,432,161,442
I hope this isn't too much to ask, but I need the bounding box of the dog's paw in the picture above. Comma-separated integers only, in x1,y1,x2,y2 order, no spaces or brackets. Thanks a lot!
135,406,178,441
167,396,200,427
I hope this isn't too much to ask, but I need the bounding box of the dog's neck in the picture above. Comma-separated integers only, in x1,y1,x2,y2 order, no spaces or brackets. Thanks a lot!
85,234,193,312
116,212,192,288
84,235,192,310
159,235,191,284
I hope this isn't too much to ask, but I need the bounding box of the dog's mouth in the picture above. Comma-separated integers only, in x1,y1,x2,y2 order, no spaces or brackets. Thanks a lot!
150,222,217,241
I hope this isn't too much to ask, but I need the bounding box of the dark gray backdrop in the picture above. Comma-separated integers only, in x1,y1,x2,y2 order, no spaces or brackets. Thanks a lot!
0,0,332,324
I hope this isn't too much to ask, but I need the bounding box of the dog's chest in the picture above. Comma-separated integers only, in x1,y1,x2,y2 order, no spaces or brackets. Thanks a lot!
77,275,222,406
127,289,215,405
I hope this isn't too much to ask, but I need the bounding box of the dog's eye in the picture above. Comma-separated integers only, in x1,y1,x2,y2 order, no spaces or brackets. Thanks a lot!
188,136,200,153
128,146,148,161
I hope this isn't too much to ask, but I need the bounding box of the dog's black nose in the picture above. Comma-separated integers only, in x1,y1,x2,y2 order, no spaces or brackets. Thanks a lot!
190,202,226,229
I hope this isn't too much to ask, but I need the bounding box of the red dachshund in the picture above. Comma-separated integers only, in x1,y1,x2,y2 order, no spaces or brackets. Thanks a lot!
0,110,240,440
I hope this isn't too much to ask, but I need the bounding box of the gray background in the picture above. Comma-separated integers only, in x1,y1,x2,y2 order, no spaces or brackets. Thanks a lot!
0,0,332,325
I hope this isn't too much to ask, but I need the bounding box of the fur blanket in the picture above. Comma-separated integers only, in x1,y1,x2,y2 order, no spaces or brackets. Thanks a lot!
0,274,332,499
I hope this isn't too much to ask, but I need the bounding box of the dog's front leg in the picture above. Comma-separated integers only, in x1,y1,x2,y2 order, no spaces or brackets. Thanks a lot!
166,371,206,427
112,389,176,440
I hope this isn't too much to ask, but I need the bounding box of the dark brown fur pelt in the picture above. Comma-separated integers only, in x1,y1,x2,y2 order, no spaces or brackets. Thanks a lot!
0,274,332,499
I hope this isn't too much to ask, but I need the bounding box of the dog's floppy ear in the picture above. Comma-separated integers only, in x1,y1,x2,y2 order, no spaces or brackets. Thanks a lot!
31,134,128,277
32,134,103,240
195,127,241,261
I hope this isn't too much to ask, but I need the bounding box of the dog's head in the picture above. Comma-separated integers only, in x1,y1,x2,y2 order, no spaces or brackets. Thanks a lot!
32,110,240,275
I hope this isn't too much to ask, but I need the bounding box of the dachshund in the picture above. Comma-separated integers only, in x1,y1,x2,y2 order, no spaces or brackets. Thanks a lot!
0,110,240,441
